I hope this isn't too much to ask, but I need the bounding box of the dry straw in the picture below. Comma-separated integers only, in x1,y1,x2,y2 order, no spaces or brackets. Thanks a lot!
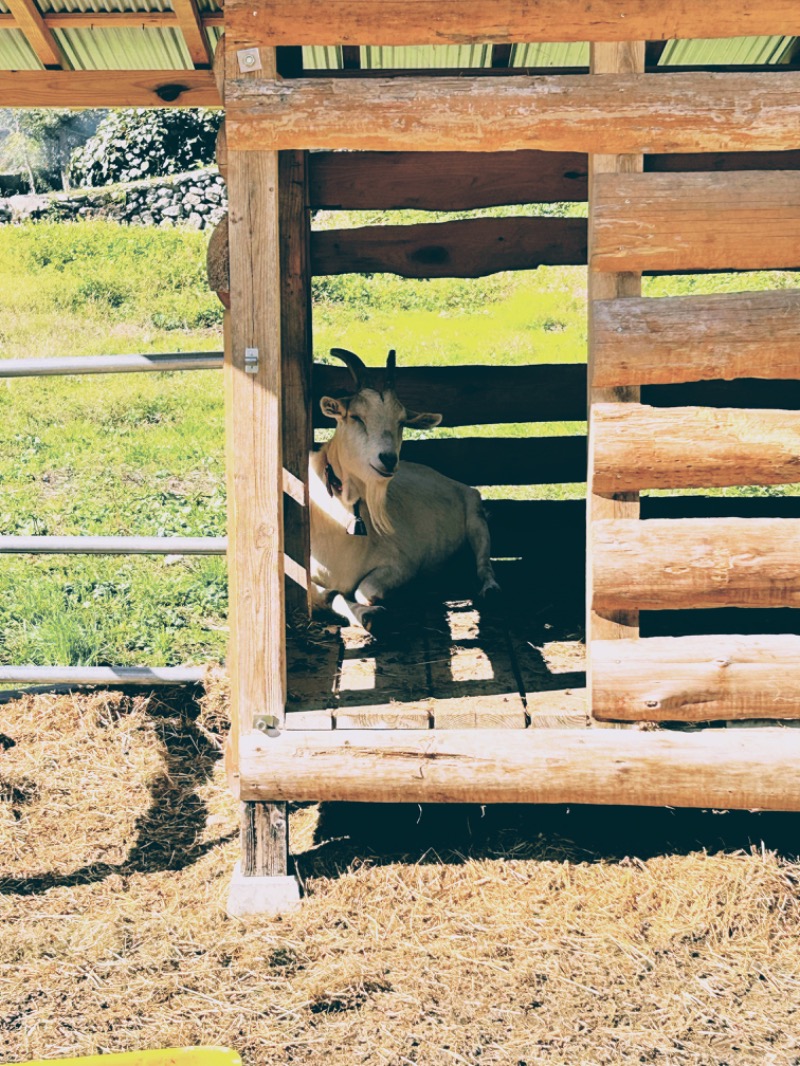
3,688,800,1064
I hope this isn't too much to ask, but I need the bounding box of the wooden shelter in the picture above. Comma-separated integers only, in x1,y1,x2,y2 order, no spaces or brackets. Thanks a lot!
5,1,800,912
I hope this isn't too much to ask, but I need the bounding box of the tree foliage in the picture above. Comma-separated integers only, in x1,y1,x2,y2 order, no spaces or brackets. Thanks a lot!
69,108,222,188
0,109,101,193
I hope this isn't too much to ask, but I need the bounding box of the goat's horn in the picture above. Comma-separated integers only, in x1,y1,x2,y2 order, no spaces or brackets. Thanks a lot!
330,347,366,391
385,349,397,391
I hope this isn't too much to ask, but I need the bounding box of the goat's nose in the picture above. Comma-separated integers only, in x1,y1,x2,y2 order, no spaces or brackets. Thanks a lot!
378,451,398,473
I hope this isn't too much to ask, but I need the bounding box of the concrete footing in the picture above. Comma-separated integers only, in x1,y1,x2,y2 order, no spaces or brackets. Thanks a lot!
226,862,301,917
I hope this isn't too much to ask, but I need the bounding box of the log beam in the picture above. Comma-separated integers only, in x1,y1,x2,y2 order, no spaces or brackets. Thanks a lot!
224,0,798,47
238,727,800,811
0,69,219,107
593,405,800,491
170,0,213,67
593,519,800,611
593,635,800,722
225,72,800,154
592,290,800,387
592,172,800,273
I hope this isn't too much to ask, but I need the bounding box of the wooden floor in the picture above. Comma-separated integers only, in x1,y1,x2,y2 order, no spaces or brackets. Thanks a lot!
286,596,587,730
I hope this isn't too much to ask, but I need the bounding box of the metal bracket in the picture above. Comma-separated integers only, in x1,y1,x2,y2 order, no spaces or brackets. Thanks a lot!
237,47,263,74
253,714,281,736
244,347,259,374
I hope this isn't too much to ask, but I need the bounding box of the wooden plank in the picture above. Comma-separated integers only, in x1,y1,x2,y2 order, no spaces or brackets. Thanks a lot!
309,150,588,210
0,10,224,26
279,150,313,618
335,625,432,728
593,404,800,491
593,635,800,722
593,290,800,387
170,0,212,67
5,0,69,68
314,364,587,427
426,601,527,728
239,726,800,811
592,172,800,273
1,69,219,107
312,217,586,278
594,518,800,611
225,0,798,47
241,800,288,878
225,72,800,154
401,436,586,486
587,42,643,666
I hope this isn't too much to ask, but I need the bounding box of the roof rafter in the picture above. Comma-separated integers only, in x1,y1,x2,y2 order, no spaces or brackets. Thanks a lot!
5,0,70,69
0,10,224,29
170,0,213,67
0,68,219,106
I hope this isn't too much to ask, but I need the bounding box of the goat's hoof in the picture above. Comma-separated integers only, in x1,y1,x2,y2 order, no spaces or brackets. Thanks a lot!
362,605,391,639
478,580,503,613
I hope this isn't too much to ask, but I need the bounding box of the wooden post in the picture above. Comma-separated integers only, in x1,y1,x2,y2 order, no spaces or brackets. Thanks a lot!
223,39,299,912
587,42,644,718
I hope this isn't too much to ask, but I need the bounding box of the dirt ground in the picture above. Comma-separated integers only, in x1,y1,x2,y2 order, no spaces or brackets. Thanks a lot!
3,687,800,1066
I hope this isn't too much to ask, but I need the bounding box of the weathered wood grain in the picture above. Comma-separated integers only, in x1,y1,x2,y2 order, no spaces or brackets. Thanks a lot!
225,72,800,154
0,70,218,107
312,217,587,278
593,518,800,611
170,0,212,67
593,635,800,722
225,0,799,47
593,290,800,386
239,727,800,811
593,405,800,491
592,172,800,273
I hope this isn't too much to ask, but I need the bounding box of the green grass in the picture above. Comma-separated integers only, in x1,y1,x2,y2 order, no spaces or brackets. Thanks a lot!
0,218,796,667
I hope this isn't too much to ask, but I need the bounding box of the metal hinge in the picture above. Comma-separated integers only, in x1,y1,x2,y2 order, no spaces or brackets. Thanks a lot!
244,347,259,374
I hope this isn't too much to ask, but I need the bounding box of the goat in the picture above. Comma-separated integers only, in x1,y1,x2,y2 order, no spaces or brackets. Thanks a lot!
310,348,500,634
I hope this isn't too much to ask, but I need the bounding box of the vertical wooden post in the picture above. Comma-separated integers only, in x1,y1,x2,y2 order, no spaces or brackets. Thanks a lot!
223,39,297,906
587,42,644,715
279,149,313,620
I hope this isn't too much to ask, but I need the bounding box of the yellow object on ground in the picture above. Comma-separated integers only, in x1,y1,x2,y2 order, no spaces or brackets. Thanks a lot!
16,1049,242,1066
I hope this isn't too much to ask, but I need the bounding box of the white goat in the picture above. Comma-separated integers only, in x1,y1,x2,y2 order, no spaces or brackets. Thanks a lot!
310,348,499,634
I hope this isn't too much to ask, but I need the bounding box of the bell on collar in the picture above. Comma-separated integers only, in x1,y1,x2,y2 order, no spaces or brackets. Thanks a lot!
347,500,368,536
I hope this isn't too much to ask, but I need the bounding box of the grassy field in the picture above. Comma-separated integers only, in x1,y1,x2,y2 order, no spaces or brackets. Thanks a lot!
0,218,797,668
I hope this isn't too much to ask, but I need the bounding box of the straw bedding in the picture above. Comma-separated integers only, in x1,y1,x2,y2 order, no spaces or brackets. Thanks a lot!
3,688,800,1065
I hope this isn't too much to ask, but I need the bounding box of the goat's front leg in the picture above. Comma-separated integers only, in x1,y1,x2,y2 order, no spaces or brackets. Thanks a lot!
465,491,500,598
331,566,402,637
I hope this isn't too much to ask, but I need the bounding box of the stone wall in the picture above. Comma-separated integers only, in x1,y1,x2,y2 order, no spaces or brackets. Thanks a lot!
0,168,227,229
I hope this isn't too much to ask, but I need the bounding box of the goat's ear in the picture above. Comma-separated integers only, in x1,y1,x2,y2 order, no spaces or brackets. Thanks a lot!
320,395,347,421
403,410,442,429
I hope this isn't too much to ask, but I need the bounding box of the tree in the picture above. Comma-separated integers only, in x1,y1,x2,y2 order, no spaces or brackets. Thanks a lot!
0,109,102,193
69,108,222,188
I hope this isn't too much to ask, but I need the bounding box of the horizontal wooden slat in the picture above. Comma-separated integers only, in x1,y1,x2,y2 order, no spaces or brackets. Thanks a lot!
313,364,587,427
592,405,800,491
312,217,586,278
308,149,800,211
1,70,219,108
309,150,589,209
402,436,585,486
592,172,800,273
238,727,800,811
226,72,800,154
0,10,224,26
225,0,797,47
593,291,800,387
594,518,800,611
593,634,800,722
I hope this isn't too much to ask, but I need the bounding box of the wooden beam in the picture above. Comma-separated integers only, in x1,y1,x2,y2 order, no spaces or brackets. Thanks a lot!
225,0,799,47
592,171,800,273
6,0,69,68
593,518,800,611
0,10,224,27
593,290,800,386
170,0,213,67
587,43,643,681
593,404,800,492
401,436,586,486
312,217,587,278
238,727,800,811
0,69,219,107
309,150,588,210
226,71,800,154
593,635,800,722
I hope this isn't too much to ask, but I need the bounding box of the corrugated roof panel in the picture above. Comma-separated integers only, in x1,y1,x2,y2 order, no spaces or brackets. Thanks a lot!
41,0,170,12
54,25,192,68
206,24,221,54
195,0,221,12
662,35,793,66
0,27,41,68
512,42,589,67
362,45,492,68
0,0,10,12
303,45,342,69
